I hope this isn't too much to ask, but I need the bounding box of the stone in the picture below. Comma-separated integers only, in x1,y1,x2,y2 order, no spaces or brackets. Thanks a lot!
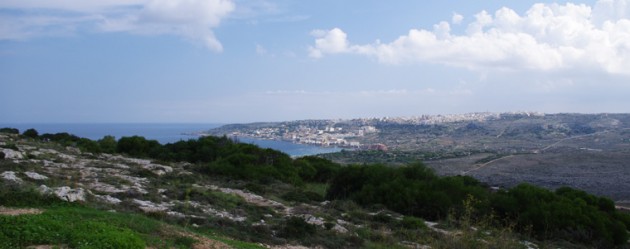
133,199,170,213
1,149,23,159
94,195,122,205
24,171,48,180
89,182,125,193
38,185,53,194
332,224,348,234
301,214,325,227
54,186,86,202
1,171,22,183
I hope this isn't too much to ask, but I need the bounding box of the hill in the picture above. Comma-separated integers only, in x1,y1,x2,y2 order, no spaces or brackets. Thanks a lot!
205,113,630,205
1,129,629,248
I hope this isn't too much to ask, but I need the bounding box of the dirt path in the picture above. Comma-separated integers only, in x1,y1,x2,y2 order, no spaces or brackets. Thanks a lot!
0,206,43,216
463,155,515,175
466,127,630,175
541,128,630,151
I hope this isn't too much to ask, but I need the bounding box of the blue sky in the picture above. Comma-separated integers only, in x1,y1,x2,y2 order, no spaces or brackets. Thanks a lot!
1,0,629,123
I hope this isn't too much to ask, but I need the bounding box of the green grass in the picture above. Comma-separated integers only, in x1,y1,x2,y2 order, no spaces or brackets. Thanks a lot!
0,204,269,249
305,183,329,197
0,187,265,249
0,206,146,249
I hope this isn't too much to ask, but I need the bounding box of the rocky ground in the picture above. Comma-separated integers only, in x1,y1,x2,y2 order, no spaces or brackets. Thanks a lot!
0,133,388,248
2,132,612,248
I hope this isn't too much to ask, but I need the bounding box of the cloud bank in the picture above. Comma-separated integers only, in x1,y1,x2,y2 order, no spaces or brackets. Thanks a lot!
0,0,234,51
309,0,630,75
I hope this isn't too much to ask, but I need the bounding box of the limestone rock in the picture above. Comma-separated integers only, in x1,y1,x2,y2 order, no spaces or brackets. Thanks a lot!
332,224,348,234
133,199,171,213
301,214,325,227
38,185,53,195
24,171,48,180
1,171,22,183
143,163,173,175
54,186,86,202
94,195,122,205
1,149,23,159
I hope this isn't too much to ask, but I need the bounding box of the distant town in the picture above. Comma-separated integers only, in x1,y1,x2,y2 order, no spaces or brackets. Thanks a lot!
205,120,381,149
204,112,545,151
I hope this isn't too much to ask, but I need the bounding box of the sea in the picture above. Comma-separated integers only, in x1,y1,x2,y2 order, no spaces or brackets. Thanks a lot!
0,123,341,157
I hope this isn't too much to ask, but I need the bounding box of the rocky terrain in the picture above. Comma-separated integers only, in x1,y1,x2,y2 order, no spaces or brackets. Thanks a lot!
1,132,531,249
0,132,355,248
2,126,629,248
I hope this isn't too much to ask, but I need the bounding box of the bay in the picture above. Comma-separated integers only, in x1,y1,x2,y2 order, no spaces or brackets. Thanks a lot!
236,137,342,157
0,123,340,156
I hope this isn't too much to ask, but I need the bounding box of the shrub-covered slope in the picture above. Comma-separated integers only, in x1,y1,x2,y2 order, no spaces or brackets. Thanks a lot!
1,128,629,248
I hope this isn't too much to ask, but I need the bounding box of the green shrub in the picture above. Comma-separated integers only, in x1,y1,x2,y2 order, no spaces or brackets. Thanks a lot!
0,184,64,207
0,128,19,134
491,184,629,246
399,216,426,230
173,236,196,248
0,143,19,150
326,163,488,220
278,217,316,239
22,128,39,139
281,190,324,203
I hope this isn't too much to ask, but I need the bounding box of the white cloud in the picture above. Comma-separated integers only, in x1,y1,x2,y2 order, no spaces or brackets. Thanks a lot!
452,12,464,25
0,0,235,51
309,0,630,75
308,28,351,58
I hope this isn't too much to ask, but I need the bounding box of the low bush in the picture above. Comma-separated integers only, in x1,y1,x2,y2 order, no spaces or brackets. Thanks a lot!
278,217,317,239
0,184,64,207
399,216,427,230
281,190,324,203
0,128,19,134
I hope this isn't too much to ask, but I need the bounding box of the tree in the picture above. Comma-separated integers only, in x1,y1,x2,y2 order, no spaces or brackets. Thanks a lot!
0,128,19,134
116,136,162,158
98,135,117,154
22,128,39,139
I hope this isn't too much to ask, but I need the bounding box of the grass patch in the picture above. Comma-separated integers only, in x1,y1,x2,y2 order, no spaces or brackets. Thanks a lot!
0,188,262,249
305,183,328,197
0,206,145,249
0,203,266,249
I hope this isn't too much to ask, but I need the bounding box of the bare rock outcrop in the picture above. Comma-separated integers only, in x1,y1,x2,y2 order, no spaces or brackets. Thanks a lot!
1,149,24,159
38,185,87,202
1,171,23,183
54,186,87,202
24,171,48,180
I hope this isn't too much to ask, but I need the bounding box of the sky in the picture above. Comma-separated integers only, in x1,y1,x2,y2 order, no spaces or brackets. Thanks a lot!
1,0,630,123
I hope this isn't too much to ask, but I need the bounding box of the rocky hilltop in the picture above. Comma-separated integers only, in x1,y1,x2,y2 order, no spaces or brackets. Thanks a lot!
1,128,629,248
0,132,357,248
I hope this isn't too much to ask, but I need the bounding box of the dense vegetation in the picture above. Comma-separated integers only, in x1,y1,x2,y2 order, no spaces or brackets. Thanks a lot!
326,163,489,220
325,163,630,247
492,184,630,247
4,127,630,248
